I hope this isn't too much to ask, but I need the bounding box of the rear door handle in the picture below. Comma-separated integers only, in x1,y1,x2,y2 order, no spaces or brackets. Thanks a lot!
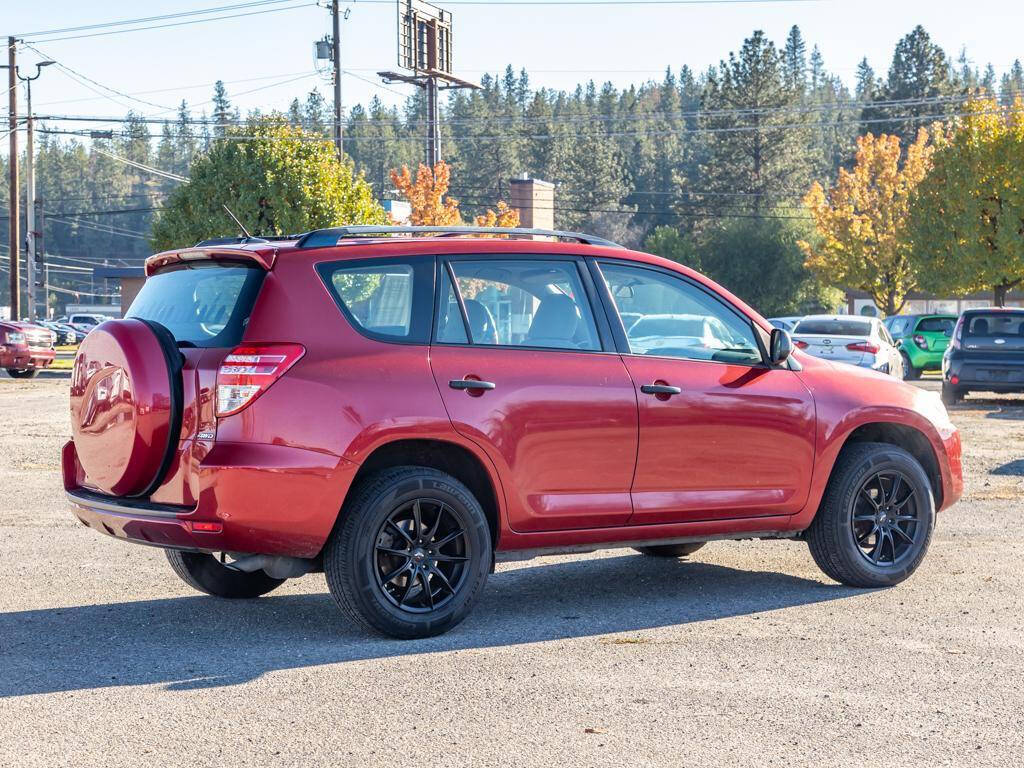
640,383,682,396
449,379,496,391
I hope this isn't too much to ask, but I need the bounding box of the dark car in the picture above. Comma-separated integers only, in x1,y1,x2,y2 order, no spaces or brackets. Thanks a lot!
63,226,962,639
943,308,1024,404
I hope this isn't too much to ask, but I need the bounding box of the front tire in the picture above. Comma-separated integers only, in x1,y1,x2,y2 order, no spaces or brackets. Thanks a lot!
634,542,706,558
806,442,934,588
165,550,286,598
6,368,39,379
325,466,492,639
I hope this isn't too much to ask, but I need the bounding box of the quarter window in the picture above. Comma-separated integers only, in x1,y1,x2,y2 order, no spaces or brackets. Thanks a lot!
318,257,434,343
440,260,601,351
599,262,762,365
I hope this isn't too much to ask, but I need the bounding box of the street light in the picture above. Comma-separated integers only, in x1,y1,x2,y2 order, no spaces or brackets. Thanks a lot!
15,60,53,320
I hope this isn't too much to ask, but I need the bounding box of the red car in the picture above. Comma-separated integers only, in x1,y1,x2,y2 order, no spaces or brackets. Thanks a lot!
63,227,962,638
1,321,56,378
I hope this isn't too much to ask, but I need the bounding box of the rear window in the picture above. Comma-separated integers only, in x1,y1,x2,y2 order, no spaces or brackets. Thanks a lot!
126,262,264,348
317,257,434,344
916,317,954,333
793,318,872,336
964,313,1024,337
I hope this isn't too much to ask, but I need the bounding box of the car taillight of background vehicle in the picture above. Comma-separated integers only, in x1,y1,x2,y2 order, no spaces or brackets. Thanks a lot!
795,340,809,349
951,319,964,349
846,341,880,354
913,334,928,350
216,344,305,417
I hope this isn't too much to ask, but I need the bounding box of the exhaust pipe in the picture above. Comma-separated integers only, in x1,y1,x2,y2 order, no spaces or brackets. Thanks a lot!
224,554,317,580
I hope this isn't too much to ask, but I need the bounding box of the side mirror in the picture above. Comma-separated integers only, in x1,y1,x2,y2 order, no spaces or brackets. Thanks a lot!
769,328,794,365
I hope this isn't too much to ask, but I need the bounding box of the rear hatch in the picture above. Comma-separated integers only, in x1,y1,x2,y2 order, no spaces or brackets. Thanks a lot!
912,316,954,355
69,256,267,505
792,318,876,366
956,311,1024,382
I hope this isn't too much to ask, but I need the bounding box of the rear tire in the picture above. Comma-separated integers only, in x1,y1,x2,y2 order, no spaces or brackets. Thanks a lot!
633,542,706,558
901,353,920,380
166,550,286,598
324,466,492,639
806,442,934,588
6,368,39,379
941,383,962,405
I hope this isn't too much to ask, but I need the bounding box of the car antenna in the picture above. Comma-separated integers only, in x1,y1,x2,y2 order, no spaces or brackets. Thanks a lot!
222,204,253,239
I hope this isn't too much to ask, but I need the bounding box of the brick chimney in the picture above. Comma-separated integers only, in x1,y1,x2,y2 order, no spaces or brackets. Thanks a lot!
509,176,555,231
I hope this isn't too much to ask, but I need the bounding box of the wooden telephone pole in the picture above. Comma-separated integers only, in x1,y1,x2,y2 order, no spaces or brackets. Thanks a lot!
6,37,19,319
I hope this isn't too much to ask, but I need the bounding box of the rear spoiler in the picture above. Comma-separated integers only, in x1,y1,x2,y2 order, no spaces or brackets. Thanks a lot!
145,246,278,276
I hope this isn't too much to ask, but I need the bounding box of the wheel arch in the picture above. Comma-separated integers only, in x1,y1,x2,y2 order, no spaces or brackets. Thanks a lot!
837,422,943,509
338,438,503,550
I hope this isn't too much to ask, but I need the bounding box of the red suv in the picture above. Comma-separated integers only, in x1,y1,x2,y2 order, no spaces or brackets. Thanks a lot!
64,227,963,638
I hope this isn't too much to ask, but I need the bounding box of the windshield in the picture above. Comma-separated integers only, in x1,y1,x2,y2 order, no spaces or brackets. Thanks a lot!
794,318,872,336
126,262,264,347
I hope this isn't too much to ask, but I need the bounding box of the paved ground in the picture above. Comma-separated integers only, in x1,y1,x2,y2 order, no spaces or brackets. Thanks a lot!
1,373,1022,767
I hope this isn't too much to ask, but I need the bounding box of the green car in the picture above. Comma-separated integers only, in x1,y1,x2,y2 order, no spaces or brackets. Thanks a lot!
884,314,956,380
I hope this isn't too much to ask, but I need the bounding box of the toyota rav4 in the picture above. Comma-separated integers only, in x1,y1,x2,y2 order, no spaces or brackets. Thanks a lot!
64,226,963,638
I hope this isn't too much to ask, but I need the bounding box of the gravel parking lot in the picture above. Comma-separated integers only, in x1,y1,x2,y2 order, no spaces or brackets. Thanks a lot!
1,373,1022,767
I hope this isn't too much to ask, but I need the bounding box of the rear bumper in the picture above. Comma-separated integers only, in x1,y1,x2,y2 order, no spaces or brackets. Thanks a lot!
905,347,943,370
944,356,1024,390
63,440,359,558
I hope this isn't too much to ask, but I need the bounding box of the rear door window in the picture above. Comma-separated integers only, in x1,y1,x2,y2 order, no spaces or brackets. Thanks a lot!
318,256,434,343
439,259,601,351
126,262,264,348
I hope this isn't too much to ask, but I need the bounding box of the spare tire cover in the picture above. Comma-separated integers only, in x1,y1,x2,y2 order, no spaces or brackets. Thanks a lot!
70,319,181,497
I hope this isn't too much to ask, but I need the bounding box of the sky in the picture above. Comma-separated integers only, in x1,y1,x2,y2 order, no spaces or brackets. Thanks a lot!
3,0,1024,150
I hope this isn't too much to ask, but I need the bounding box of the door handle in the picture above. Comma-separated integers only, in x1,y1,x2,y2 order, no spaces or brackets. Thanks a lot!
449,379,496,391
640,383,681,396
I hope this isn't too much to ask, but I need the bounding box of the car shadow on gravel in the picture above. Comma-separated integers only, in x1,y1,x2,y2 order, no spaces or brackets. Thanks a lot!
0,554,865,698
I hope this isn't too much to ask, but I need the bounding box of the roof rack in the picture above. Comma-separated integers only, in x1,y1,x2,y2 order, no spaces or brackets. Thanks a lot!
293,225,623,250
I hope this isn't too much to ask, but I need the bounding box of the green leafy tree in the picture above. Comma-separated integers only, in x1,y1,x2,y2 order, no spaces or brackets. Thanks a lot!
151,117,388,251
643,225,699,268
907,97,1024,306
697,216,840,316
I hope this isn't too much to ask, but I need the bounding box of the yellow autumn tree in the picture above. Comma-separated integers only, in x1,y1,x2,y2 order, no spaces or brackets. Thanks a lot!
389,162,463,226
799,128,937,315
389,161,519,231
473,201,520,232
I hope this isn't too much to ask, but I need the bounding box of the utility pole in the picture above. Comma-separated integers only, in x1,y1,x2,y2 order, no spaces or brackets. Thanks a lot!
17,60,53,321
331,0,343,160
6,38,18,320
380,2,478,168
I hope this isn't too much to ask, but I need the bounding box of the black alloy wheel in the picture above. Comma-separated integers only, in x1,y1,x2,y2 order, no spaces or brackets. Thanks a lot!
850,469,921,567
373,498,470,613
325,466,492,639
806,442,934,588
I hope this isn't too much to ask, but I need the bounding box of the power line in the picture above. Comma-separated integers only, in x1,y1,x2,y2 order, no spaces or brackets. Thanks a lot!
90,146,187,181
18,1,318,44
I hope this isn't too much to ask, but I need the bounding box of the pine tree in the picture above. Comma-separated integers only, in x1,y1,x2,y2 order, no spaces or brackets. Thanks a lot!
212,80,233,137
782,25,807,94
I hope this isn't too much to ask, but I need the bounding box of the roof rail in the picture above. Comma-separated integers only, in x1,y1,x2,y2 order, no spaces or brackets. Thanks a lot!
294,225,623,250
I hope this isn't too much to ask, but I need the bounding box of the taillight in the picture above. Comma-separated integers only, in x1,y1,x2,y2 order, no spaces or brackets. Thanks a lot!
216,343,305,417
951,319,964,349
913,334,928,350
846,341,880,354
795,340,809,349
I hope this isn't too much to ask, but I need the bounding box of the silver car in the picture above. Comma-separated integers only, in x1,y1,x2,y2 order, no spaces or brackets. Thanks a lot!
792,315,903,377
